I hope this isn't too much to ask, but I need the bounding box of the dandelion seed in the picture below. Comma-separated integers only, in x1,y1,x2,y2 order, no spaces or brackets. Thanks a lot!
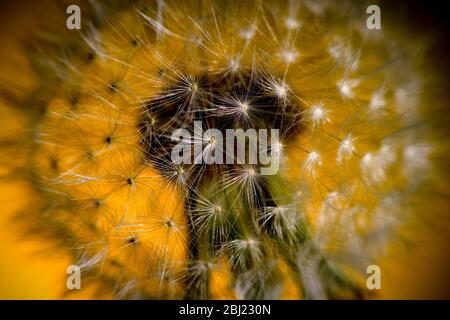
296,249,326,299
239,25,256,41
77,250,107,270
361,144,396,182
190,35,203,46
190,195,231,244
258,205,299,243
378,144,397,165
280,49,299,64
238,101,250,114
222,238,263,270
272,140,283,158
370,90,385,111
317,191,340,229
190,81,198,93
337,134,355,163
329,38,344,60
285,17,301,30
229,58,240,72
304,104,330,128
260,76,290,101
395,83,420,121
304,151,321,177
339,79,359,98
274,82,288,99
317,191,342,232
361,153,381,182
304,0,328,15
361,152,373,168
215,94,255,126
403,143,432,181
94,199,102,208
165,219,175,228
311,106,326,123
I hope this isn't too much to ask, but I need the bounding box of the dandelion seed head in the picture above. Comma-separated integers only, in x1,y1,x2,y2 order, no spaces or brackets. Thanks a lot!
6,0,448,300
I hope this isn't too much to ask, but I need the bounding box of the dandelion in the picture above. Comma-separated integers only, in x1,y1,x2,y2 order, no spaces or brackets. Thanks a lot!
0,0,448,300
